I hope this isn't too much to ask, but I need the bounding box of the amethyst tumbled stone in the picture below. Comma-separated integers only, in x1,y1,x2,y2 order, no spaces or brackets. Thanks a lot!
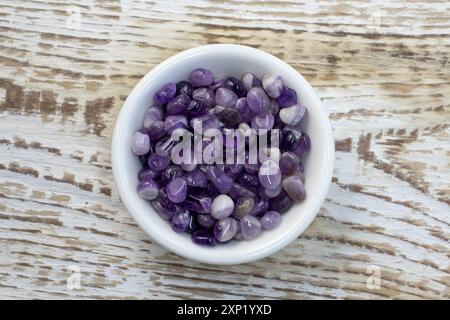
192,230,217,246
282,174,306,201
166,93,190,115
166,177,187,203
215,88,238,108
258,160,282,190
154,82,176,105
176,80,193,97
240,215,262,240
247,87,270,114
211,194,234,220
276,86,297,108
193,87,215,108
171,209,191,233
262,74,283,98
131,130,150,156
260,211,281,230
242,73,261,91
214,217,238,242
137,178,159,200
133,68,311,247
189,68,214,87
224,77,247,97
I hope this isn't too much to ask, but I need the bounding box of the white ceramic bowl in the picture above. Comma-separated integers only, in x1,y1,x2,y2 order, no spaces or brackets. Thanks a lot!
112,44,334,265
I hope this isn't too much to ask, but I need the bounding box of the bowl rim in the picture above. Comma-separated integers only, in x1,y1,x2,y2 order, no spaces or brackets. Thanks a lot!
111,44,335,265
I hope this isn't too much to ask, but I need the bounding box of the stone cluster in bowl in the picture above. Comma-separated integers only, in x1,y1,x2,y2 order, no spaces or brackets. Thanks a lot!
131,68,310,246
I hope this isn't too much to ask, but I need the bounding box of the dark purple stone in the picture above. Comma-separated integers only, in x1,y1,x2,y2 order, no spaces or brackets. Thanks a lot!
161,165,184,185
148,153,171,171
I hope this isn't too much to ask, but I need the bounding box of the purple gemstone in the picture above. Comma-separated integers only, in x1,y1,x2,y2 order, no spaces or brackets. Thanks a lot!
176,80,193,97
193,87,215,108
215,88,238,108
164,115,188,133
247,87,270,114
279,104,306,126
260,211,281,230
146,120,166,141
197,214,216,228
205,166,233,194
209,79,226,91
251,113,274,131
183,194,211,214
190,114,220,134
137,178,159,200
192,230,217,246
224,77,247,98
279,152,300,176
269,190,293,213
258,160,281,189
238,173,259,189
282,174,306,201
148,153,170,171
171,209,191,233
166,93,190,115
228,183,256,200
166,177,187,203
131,130,150,156
240,215,262,240
142,106,164,129
276,86,297,108
189,68,214,87
154,82,176,105
244,163,259,175
161,165,184,185
138,167,161,180
234,222,244,240
214,217,238,242
235,98,253,123
241,73,262,91
250,198,269,216
184,169,207,188
262,74,283,98
263,183,282,198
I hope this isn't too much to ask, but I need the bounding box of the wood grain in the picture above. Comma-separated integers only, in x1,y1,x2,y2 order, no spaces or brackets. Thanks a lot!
0,0,449,299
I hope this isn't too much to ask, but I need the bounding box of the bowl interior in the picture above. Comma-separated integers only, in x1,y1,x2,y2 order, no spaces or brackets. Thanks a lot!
112,45,333,264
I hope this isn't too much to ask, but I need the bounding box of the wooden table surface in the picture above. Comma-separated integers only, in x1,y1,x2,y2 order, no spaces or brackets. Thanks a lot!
0,0,449,300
